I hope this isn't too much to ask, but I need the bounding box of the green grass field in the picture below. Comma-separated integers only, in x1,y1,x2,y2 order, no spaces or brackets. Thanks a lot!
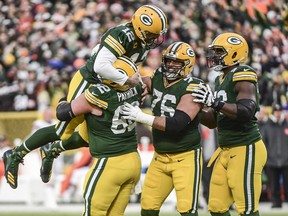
0,212,287,216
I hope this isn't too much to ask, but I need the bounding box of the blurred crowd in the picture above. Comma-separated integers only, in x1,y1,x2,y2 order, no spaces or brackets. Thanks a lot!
0,0,288,112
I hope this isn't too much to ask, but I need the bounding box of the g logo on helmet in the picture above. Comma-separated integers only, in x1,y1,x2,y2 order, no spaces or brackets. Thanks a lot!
227,36,242,45
187,48,195,57
140,14,153,26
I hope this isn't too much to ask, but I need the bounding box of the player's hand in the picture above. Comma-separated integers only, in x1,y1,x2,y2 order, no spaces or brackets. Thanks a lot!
141,83,148,105
192,83,215,107
125,73,140,87
120,102,141,121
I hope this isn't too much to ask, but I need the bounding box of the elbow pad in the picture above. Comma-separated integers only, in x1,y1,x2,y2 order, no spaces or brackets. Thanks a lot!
56,102,75,121
236,99,256,122
165,109,191,133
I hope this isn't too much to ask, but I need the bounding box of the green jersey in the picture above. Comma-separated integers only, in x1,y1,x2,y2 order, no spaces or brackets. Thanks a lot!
80,23,150,83
214,65,262,147
84,83,142,157
151,68,203,154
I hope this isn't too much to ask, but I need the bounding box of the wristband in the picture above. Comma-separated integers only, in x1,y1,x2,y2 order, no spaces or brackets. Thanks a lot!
211,98,225,112
136,111,155,126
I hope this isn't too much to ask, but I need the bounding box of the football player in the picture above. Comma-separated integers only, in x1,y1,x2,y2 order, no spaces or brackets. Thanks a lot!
3,4,168,189
57,56,142,216
121,42,204,216
192,32,267,216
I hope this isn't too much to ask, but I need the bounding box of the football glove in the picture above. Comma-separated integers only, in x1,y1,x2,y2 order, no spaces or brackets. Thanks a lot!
192,83,224,111
121,102,140,121
120,102,155,126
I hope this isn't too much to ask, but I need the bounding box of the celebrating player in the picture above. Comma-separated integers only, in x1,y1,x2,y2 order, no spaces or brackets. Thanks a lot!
192,32,267,216
58,56,142,216
3,4,168,189
121,42,204,216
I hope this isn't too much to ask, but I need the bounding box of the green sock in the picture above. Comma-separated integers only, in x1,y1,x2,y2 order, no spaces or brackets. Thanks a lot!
181,212,198,216
141,209,160,216
210,211,231,216
52,131,88,152
241,211,259,216
15,125,59,157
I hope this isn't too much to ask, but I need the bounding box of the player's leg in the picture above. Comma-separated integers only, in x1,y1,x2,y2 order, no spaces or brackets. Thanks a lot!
141,152,174,216
108,154,141,216
39,71,88,183
3,124,59,189
172,148,202,216
55,70,89,141
208,150,233,216
3,71,89,188
40,122,89,183
82,152,141,216
229,140,267,216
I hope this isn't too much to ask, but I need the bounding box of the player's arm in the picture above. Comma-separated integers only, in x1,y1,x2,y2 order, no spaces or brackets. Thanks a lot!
152,94,202,132
93,47,139,87
56,94,102,121
192,82,256,122
71,94,102,116
121,94,202,133
198,108,217,129
217,81,256,121
141,76,152,93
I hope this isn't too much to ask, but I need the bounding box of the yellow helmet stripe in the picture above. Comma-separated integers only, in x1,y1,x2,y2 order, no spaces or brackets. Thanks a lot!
85,90,108,110
144,5,167,33
104,35,125,56
169,42,183,54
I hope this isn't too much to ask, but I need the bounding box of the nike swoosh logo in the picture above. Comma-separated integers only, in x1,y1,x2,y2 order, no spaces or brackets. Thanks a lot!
177,159,185,162
91,92,98,97
118,37,123,44
243,68,250,71
230,155,236,159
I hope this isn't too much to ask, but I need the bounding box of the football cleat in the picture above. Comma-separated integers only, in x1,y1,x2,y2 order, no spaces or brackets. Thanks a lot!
3,149,24,189
40,143,60,183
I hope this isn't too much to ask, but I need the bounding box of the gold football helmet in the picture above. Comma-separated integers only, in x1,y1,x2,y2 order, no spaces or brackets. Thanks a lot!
102,56,138,92
206,32,249,71
132,5,167,48
162,42,196,81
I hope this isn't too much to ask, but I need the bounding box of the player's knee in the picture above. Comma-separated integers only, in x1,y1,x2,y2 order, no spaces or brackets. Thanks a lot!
208,199,230,214
141,209,160,216
177,200,194,214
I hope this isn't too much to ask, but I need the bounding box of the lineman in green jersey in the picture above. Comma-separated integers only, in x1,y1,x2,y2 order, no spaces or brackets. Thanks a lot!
2,4,168,189
57,56,142,216
121,42,204,216
192,33,267,216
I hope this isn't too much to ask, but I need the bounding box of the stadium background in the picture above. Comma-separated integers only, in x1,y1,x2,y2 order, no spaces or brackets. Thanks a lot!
0,0,288,215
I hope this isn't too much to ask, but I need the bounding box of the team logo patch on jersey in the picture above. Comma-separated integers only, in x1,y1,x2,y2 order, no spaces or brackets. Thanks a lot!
140,14,153,26
227,36,242,45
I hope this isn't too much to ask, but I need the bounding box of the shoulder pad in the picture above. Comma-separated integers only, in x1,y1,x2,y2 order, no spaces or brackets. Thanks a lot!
186,81,204,92
102,26,129,57
84,84,112,109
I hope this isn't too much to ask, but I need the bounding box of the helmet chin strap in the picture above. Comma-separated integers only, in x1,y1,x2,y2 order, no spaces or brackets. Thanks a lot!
214,65,224,71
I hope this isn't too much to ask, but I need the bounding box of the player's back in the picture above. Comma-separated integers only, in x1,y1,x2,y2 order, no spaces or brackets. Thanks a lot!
84,83,142,157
